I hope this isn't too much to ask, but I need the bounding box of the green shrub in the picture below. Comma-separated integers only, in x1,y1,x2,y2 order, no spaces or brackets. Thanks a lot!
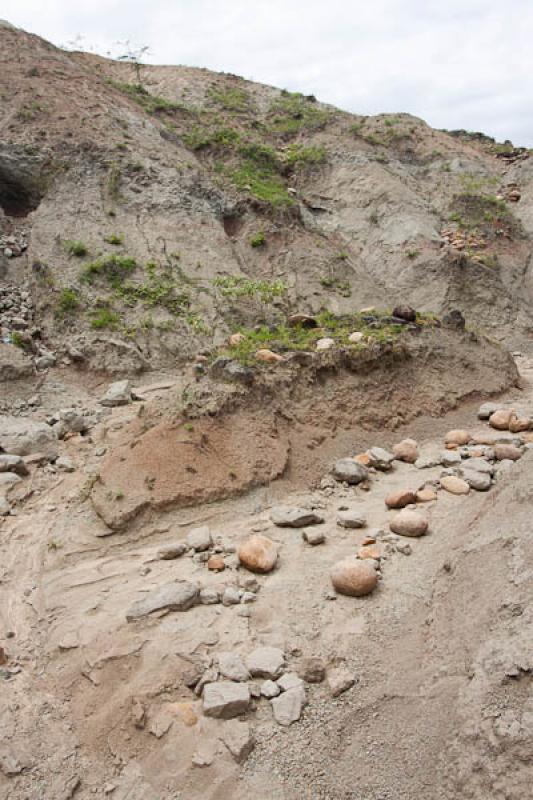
90,307,121,329
57,288,79,315
207,86,251,112
104,233,123,246
66,240,88,257
82,254,137,286
250,231,266,247
268,92,331,135
284,144,327,168
213,276,286,303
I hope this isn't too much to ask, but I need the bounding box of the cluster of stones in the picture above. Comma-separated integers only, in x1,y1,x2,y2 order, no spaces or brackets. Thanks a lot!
0,230,28,258
498,183,521,203
0,284,35,342
440,226,487,256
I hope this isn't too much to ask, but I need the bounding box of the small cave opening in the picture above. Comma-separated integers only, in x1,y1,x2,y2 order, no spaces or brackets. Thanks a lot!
0,161,43,218
222,214,243,237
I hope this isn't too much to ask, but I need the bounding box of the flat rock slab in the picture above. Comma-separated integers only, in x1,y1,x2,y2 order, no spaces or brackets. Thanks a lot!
202,681,250,719
271,685,306,726
337,508,367,528
246,646,285,679
126,581,199,621
0,417,58,459
331,459,369,484
271,506,324,527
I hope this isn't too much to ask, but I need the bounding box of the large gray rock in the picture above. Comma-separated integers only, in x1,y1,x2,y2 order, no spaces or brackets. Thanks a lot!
245,646,285,679
221,720,254,763
0,472,21,493
0,417,58,459
0,343,32,381
186,525,212,551
336,508,367,528
461,470,492,491
202,681,250,719
126,581,199,621
270,506,324,527
0,454,29,476
100,380,132,407
216,652,250,682
366,447,395,470
440,450,462,467
462,457,494,474
331,459,369,485
271,685,306,726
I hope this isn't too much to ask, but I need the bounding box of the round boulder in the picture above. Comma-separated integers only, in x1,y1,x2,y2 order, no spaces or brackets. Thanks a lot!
509,416,530,433
330,558,378,597
440,475,470,495
385,489,417,509
489,409,515,431
444,429,471,446
392,438,419,463
255,349,283,364
332,459,369,485
493,444,522,461
392,305,416,322
389,510,428,537
238,535,278,573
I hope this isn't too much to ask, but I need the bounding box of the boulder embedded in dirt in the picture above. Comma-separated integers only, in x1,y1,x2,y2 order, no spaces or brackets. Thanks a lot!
385,489,417,509
298,657,326,684
216,652,250,682
271,506,324,527
202,681,250,719
336,508,367,528
509,416,530,433
255,349,283,363
416,488,437,503
0,454,29,476
444,429,471,446
392,438,419,463
100,379,132,407
0,417,58,460
186,525,212,551
440,450,462,467
489,409,515,431
462,457,494,474
316,337,335,351
271,685,306,726
245,646,285,679
348,331,364,343
0,343,33,381
367,447,395,470
478,402,501,420
221,720,254,763
389,510,428,537
126,581,199,621
494,444,522,461
330,558,378,597
461,470,491,491
440,475,470,495
238,535,278,573
302,528,326,545
392,305,416,322
157,542,187,560
332,459,369,485
327,666,356,697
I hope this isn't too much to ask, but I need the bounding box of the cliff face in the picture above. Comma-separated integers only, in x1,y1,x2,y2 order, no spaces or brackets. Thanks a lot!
1,21,532,376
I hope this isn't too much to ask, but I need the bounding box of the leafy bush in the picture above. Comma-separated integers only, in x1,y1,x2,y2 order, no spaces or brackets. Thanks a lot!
250,231,266,247
207,86,251,112
284,144,326,168
66,240,88,257
57,288,79,315
81,254,137,286
268,92,331,135
89,307,121,329
213,276,286,303
104,234,123,246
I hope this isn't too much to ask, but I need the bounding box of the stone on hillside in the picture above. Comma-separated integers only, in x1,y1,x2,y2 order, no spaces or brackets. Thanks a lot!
392,305,416,322
392,438,419,463
221,720,254,763
255,349,283,363
126,581,199,621
440,475,470,495
200,587,221,605
416,488,437,503
217,652,250,682
288,313,317,328
228,333,245,346
478,402,501,420
366,447,395,470
414,454,440,469
389,510,428,537
332,459,369,485
444,429,471,446
277,672,304,692
55,455,75,473
0,417,58,459
246,646,285,679
57,408,89,435
316,337,335,351
509,416,530,433
238,535,278,573
157,542,187,560
489,409,515,431
0,496,10,516
494,444,522,461
271,685,306,726
330,558,378,597
348,331,364,343
0,454,29,476
462,457,494,474
302,528,325,545
298,657,325,684
222,586,241,606
385,489,417,509
0,473,21,491
461,470,491,491
186,525,212,551
336,508,367,528
271,506,324,527
440,450,462,467
327,666,356,697
202,681,250,719
0,342,33,381
261,679,280,698
207,555,225,571
100,379,132,407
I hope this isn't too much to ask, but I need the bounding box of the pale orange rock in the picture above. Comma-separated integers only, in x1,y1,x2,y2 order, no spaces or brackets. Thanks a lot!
330,558,378,597
238,535,278,573
445,442,458,450
509,416,530,433
385,489,417,509
416,488,437,503
354,453,371,466
358,545,381,560
390,510,428,537
229,333,245,346
207,555,225,572
494,444,522,461
489,409,515,431
444,429,471,446
361,536,376,545
255,349,284,364
441,475,470,495
392,438,419,463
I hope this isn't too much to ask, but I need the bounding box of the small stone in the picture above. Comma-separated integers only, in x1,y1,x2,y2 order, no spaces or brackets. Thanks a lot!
354,452,371,465
277,672,304,692
238,534,278,573
202,681,250,719
229,333,245,346
389,510,428,537
55,455,75,472
336,508,367,528
186,525,212,551
330,558,378,597
392,438,419,463
444,429,471,446
494,444,522,461
255,348,283,363
298,657,325,684
385,489,417,509
327,666,355,697
392,305,416,322
221,720,254,763
414,455,440,469
217,652,250,682
440,450,462,467
200,587,221,605
241,591,256,603
260,680,280,698
461,470,491,491
271,685,305,726
316,337,335,351
395,541,412,555
207,555,225,571
332,459,369,485
440,475,470,495
222,586,241,606
489,409,515,431
416,488,437,503
302,528,325,545
126,581,199,621
246,646,285,679
366,447,395,470
348,331,364,343
0,454,29,476
358,544,381,560
100,380,132,407
271,506,324,527
462,457,494,474
288,313,317,328
157,542,187,560
478,402,500,420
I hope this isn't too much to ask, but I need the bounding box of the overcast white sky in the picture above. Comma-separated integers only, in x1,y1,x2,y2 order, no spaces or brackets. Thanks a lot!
3,0,532,146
